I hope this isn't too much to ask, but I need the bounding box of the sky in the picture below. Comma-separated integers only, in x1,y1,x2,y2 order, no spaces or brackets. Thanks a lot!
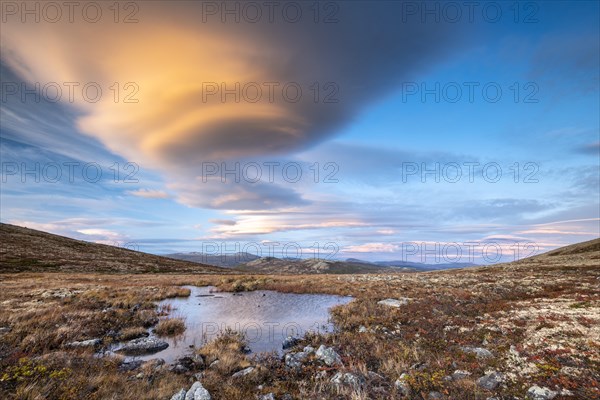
1,1,599,264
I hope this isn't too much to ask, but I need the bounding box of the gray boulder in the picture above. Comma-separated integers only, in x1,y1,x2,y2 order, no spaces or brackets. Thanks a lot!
477,371,503,390
315,345,342,366
282,336,299,349
527,385,558,400
185,381,211,400
330,372,362,388
285,351,308,368
116,337,168,355
461,346,493,359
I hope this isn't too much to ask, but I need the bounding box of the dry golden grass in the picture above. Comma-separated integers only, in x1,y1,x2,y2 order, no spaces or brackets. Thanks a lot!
1,243,599,400
154,318,186,337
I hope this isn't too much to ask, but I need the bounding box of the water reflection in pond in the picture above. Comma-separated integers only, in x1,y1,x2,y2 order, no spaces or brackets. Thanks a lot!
131,286,353,363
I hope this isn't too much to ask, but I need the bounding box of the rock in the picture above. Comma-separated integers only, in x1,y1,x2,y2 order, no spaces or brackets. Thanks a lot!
185,381,211,400
315,345,342,366
209,360,220,368
428,391,443,399
0,327,11,335
135,372,144,379
171,389,187,400
377,298,410,307
40,288,82,298
116,337,169,355
258,394,275,400
285,351,308,368
170,364,189,374
450,370,471,380
147,359,166,371
303,345,315,354
410,362,427,371
232,366,255,378
119,360,144,372
175,355,203,371
394,373,410,396
282,336,299,350
358,325,368,333
461,346,493,359
477,371,503,390
527,385,558,400
65,338,102,348
330,372,362,388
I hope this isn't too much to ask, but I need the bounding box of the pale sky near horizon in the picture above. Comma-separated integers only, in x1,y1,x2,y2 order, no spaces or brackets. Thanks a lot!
1,1,598,264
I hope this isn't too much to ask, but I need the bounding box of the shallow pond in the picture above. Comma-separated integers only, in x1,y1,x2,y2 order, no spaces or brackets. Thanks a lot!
129,286,352,363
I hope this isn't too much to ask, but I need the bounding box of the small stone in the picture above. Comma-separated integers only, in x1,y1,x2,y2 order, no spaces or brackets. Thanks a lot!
428,391,444,399
209,360,220,368
285,352,308,368
451,370,471,380
303,345,315,354
395,373,410,396
170,389,187,400
315,345,342,366
258,394,275,400
119,360,143,372
65,338,102,348
170,364,189,374
377,298,410,307
232,366,255,378
282,336,299,350
330,372,362,388
477,371,503,390
461,346,493,359
527,385,558,400
135,373,144,379
185,381,211,400
358,325,368,333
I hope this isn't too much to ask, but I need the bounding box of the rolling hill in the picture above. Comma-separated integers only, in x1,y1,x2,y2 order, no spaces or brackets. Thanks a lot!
0,223,226,273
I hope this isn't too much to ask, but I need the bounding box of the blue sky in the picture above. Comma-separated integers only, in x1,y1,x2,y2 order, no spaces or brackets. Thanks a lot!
1,1,598,264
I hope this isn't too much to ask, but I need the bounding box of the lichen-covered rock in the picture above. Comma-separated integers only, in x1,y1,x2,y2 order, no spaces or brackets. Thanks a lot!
185,381,211,400
527,385,558,400
116,337,168,355
394,373,410,396
65,338,102,348
285,351,308,368
330,372,362,388
477,371,503,390
377,298,410,307
315,345,342,366
461,346,493,359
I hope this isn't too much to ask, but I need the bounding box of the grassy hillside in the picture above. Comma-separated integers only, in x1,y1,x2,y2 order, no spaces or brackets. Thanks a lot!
0,223,226,274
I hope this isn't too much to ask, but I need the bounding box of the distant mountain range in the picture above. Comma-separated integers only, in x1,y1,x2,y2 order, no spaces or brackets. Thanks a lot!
2,222,598,274
164,252,477,273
